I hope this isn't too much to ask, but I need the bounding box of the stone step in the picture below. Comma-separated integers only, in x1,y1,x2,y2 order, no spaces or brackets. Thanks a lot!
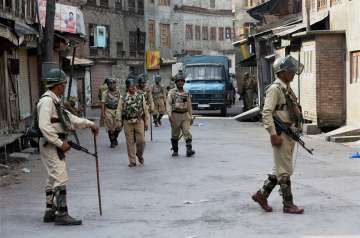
8,152,31,161
21,148,38,154
330,135,360,143
303,123,321,135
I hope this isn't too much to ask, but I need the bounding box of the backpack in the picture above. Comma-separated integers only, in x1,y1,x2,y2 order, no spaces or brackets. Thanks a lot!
25,95,51,138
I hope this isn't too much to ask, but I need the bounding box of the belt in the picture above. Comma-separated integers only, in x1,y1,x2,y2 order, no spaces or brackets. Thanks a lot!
124,116,142,120
50,118,61,123
173,111,187,114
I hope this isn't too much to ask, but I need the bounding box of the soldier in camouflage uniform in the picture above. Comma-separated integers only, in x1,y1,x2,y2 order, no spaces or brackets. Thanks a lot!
38,68,99,225
251,55,305,214
166,70,195,157
98,78,109,127
101,78,122,148
151,74,167,127
137,74,154,114
117,77,149,167
242,72,257,111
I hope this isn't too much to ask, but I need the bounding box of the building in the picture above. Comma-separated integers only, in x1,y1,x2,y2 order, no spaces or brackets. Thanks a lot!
145,0,236,85
65,0,146,106
0,1,39,134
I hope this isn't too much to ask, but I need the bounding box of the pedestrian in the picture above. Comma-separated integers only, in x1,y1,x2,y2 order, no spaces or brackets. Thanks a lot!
100,78,122,148
151,74,167,127
166,70,195,157
38,68,99,225
251,55,305,214
117,77,149,167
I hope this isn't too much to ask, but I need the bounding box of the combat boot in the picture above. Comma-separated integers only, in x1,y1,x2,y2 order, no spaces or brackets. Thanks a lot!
251,175,278,212
109,132,116,148
114,129,121,146
158,114,163,126
43,190,56,223
153,115,159,127
54,186,82,226
279,177,304,214
185,139,195,157
171,139,178,157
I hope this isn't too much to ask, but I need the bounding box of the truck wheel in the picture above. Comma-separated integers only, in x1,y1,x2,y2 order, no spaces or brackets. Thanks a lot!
220,106,227,117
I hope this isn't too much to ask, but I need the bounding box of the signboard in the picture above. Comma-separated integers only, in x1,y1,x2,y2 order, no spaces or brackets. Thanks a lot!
38,0,85,35
146,51,160,70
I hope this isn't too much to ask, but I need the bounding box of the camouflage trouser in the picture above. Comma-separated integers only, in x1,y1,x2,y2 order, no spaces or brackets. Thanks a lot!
272,133,296,181
171,112,192,141
104,108,122,132
243,89,255,111
124,119,145,164
40,138,68,190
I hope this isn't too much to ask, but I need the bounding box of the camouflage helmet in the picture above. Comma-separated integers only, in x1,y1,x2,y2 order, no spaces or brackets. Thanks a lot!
155,74,162,83
175,70,185,82
43,68,67,88
273,55,304,75
137,74,146,84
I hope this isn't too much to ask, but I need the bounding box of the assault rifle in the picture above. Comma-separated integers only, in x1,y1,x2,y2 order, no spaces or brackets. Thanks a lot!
273,116,314,155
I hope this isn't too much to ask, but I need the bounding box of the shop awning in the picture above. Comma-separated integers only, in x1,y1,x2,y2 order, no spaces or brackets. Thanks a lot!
0,23,18,46
66,56,94,66
14,22,39,37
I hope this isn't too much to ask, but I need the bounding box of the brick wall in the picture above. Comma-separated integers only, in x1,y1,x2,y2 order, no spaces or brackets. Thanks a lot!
316,33,346,127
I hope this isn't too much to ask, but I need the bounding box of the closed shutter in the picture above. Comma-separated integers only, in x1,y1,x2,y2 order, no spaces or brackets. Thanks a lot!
90,63,112,105
17,49,31,119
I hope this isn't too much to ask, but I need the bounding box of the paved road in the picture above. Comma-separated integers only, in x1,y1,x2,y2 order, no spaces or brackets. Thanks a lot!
1,117,360,238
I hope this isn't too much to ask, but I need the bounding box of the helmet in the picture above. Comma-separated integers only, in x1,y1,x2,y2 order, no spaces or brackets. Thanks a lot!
273,55,304,75
125,77,136,89
175,70,185,82
155,74,161,83
137,74,146,84
43,68,67,88
105,77,116,86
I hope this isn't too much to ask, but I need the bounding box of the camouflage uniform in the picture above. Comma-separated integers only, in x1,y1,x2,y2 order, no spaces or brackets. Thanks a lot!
117,89,149,166
242,73,257,111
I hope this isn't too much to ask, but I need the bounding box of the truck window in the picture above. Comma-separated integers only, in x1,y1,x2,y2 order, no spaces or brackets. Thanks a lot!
185,65,224,81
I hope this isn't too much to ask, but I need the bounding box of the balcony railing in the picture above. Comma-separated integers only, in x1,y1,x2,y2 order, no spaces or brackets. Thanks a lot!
318,0,328,10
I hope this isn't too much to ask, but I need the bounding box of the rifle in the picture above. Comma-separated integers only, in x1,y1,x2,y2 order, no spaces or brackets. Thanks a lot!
273,116,314,155
67,140,103,216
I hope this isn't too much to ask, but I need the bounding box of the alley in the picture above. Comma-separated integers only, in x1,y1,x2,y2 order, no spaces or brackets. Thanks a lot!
1,118,360,238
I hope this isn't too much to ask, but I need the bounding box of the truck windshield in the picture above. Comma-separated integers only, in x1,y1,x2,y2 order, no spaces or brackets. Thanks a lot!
185,65,223,81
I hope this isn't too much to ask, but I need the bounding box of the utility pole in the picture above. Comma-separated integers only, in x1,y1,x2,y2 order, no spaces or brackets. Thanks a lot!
44,0,56,62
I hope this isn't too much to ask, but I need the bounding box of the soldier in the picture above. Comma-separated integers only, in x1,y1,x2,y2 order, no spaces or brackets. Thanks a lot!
151,74,167,127
98,78,109,126
117,77,149,167
101,78,122,148
251,55,305,214
64,96,83,117
38,68,99,225
137,74,154,115
166,70,195,157
242,72,257,111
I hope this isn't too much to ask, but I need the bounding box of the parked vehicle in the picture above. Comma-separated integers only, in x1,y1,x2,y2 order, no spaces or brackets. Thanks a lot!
182,55,233,116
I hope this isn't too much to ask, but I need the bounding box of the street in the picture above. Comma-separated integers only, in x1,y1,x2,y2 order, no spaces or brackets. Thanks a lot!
1,116,360,238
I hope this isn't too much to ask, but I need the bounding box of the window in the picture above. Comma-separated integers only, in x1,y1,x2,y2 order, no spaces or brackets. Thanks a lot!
115,0,122,10
317,0,327,10
117,42,124,57
159,0,170,6
148,20,156,47
195,25,201,40
245,0,256,8
128,0,135,12
225,27,232,39
160,23,170,48
210,27,216,41
138,31,146,52
202,26,208,40
219,27,224,41
210,0,215,8
129,31,137,57
186,24,193,40
185,65,224,81
87,0,97,6
89,24,110,56
138,0,144,14
351,52,360,84
330,0,341,6
100,0,108,7
5,0,12,11
240,23,253,38
304,51,314,74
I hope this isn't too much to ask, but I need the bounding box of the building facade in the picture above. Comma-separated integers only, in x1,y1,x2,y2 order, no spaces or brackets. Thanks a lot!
145,0,236,86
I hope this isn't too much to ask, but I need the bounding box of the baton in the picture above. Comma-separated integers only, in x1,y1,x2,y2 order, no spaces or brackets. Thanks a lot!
93,135,103,216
